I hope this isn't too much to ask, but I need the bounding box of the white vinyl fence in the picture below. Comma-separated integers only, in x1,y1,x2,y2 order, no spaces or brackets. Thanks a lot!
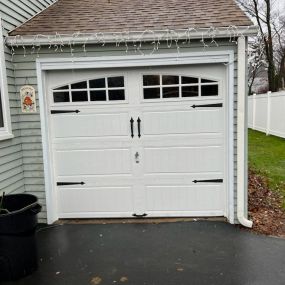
248,91,285,138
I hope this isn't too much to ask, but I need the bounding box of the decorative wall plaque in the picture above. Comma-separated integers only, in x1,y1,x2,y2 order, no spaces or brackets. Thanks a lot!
20,85,37,113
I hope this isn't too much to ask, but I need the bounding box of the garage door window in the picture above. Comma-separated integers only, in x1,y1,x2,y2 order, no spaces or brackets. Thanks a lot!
143,75,218,99
53,76,125,103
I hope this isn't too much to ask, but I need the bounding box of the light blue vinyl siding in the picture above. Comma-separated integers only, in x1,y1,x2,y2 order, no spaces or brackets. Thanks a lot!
0,1,56,211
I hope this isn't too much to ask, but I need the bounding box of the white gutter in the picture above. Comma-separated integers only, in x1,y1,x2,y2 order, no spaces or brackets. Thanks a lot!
237,36,253,228
5,26,258,46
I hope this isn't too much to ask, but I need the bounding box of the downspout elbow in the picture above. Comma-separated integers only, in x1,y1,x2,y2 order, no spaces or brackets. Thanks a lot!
237,213,253,228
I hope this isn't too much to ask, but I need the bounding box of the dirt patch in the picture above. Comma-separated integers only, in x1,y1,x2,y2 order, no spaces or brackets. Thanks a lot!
247,169,285,237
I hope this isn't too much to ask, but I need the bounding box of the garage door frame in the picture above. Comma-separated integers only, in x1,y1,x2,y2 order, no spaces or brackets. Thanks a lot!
36,50,235,224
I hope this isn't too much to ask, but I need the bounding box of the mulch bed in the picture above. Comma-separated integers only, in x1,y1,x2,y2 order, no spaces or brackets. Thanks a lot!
247,169,285,237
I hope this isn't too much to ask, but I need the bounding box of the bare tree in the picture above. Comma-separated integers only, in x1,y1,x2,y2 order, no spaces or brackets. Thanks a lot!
237,0,284,92
248,36,266,94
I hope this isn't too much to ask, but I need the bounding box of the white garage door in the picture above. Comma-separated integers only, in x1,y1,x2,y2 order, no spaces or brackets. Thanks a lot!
47,65,227,218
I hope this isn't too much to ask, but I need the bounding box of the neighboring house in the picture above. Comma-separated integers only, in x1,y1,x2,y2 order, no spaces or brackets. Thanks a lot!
0,0,57,221
0,0,257,227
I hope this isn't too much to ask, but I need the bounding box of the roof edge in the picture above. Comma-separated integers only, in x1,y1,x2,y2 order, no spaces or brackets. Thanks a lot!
5,26,258,46
8,0,59,35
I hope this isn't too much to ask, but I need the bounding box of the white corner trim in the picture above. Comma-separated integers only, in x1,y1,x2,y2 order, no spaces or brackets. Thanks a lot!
36,64,58,224
36,50,235,224
237,37,253,228
0,16,13,141
227,51,235,224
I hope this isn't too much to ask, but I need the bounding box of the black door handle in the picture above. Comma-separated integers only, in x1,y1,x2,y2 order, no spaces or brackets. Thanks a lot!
130,117,134,138
137,117,141,138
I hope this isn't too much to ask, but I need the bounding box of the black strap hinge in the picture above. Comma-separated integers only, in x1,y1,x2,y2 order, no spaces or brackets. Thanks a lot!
193,179,223,183
133,213,147,218
191,103,223,108
57,182,85,186
51,110,80,114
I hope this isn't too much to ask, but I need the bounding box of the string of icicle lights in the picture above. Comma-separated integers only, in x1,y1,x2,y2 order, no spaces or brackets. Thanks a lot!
6,26,252,64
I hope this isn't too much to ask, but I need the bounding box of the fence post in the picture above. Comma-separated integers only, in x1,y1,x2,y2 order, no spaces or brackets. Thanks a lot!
252,93,256,130
266,91,271,136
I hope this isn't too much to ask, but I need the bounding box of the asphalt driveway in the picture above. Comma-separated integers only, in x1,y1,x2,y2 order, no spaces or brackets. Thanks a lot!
4,221,285,285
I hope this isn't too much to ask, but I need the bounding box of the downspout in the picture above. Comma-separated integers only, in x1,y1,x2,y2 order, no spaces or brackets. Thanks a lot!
237,37,253,228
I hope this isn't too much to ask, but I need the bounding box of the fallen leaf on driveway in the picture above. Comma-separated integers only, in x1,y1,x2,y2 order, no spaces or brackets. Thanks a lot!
90,276,102,285
120,276,128,282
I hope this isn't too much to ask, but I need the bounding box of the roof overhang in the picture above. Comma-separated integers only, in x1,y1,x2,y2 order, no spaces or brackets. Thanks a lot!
5,26,258,46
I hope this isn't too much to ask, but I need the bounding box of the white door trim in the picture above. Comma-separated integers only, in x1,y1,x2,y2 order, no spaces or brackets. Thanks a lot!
36,50,235,224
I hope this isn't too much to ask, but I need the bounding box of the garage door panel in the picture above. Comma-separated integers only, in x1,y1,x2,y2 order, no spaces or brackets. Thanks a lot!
142,109,223,135
144,146,223,174
48,66,227,218
58,187,134,214
146,185,224,212
56,149,132,176
52,112,129,138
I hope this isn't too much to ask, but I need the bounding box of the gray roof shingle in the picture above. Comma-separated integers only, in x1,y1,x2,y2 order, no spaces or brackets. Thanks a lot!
9,0,253,36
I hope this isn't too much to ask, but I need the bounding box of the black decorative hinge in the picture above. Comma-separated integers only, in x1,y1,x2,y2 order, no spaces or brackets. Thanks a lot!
137,117,141,138
193,179,223,183
191,103,223,108
51,110,80,114
130,117,134,138
133,213,147,218
57,182,85,186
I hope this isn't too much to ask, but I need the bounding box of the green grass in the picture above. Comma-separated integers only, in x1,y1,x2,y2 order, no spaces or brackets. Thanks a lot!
248,129,285,207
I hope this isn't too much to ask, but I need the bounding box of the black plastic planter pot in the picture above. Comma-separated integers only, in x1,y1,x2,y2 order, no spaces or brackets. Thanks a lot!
0,194,42,281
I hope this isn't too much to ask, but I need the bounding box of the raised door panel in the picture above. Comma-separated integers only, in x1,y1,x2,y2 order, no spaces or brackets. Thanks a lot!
142,109,223,135
143,146,223,174
52,112,129,139
55,148,132,176
145,185,224,214
58,186,134,216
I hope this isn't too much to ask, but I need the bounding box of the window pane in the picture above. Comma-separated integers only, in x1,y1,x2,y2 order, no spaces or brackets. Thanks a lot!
71,91,88,101
143,88,160,99
162,87,179,98
54,85,69,90
109,90,125,100
90,78,105,88
0,90,4,127
182,77,198,84
90,90,107,101
108,77,124,88
182,86,199,97
71,81,87,89
162,75,179,85
201,85,218,96
53,92,70,103
201,78,217,83
143,75,160,86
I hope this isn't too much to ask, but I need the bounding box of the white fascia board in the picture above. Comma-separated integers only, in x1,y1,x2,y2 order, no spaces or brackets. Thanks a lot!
5,26,258,46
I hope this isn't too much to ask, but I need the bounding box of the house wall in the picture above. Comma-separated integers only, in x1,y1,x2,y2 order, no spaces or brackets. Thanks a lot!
0,1,57,197
11,40,239,223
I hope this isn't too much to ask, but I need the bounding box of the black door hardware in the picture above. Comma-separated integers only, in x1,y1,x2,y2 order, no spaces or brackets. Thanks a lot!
51,110,80,114
191,103,223,109
57,182,85,186
133,213,147,218
130,117,134,138
137,117,141,138
193,179,223,183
